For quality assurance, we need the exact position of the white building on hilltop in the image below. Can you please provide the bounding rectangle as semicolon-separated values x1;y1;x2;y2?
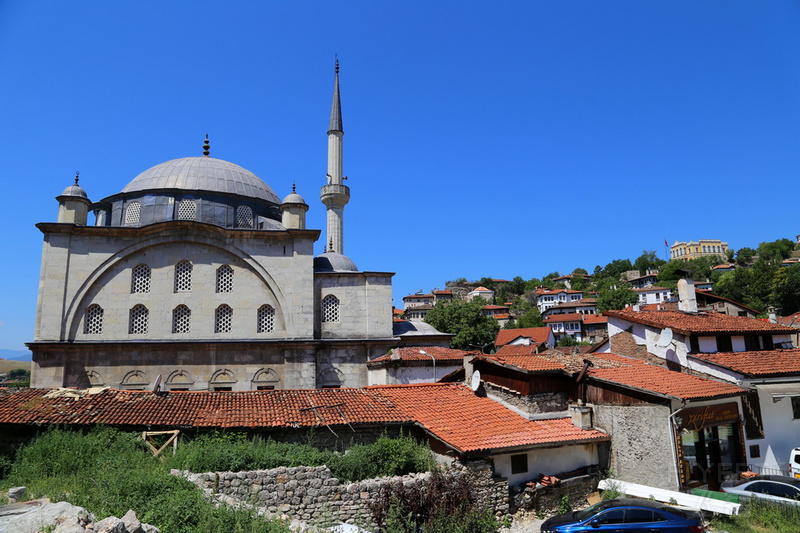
29;62;396;391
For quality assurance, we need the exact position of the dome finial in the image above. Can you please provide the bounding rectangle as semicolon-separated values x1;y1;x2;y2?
203;134;210;156
75;171;80;185
292;181;297;193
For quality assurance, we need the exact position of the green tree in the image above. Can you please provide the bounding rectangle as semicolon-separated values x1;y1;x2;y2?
477;277;495;290
736;247;756;266
595;277;638;312
598;259;633;281
633;250;666;275
573;267;589;275
507;276;526;296
772;264;800;315
424;299;499;351
757;238;795;261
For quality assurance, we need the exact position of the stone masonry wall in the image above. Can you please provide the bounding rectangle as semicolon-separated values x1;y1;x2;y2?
177;460;508;528
485;383;568;415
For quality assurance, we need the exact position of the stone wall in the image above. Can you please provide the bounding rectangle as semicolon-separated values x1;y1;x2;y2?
177;460;508;528
510;473;600;514
485;382;568;415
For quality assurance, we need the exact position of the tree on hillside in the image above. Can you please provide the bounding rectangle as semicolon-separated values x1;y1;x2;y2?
736;247;756;266
424;299;499;352
573;267;588;275
633;250;666;275
714;256;780;313
772;264;800;316
597;259;633;281
595;277;637;312
757;238;795;261
508;298;543;328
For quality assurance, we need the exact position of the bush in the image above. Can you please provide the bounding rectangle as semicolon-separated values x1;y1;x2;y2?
327;434;435;482
369;471;500;533
710;498;800;533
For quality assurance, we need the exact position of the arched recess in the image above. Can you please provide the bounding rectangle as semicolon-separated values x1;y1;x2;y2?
166;370;194;391
120;370;149;390
316;364;344;388
209;368;236;391
67;370;105;388
64;225;290;340
252;368;279;390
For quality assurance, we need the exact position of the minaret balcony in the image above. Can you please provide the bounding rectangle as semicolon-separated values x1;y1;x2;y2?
320;184;350;207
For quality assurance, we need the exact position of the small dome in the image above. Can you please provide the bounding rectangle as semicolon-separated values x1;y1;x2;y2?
282;191;306;205
122;156;280;203
60;183;88;199
314;252;358;272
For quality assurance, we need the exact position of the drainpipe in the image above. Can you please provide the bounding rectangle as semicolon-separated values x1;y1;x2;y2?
668;403;687;490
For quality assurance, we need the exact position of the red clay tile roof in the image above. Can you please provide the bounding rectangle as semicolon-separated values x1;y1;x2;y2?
689;349;800;377
368;346;472;364
694;290;760;315
588;353;746;400
403;294;434;300
495;327;552;347
0;387;409;428
482;305;510;310
0;384;608;455
547;299;597;310
475;352;565;373
583;314;608;325
372;383;608;453
605;309;797;335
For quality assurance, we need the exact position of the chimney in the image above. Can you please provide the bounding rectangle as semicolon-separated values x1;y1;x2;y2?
569;403;593;430
677;279;697;313
767;306;777;324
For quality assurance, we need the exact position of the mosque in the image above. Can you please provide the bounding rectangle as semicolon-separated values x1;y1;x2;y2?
28;63;398;391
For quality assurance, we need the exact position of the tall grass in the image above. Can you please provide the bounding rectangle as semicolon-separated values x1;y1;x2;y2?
709;499;800;533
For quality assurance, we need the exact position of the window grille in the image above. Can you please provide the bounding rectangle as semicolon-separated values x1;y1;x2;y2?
131;264;151;293
236;205;253;228
215;304;232;333
172;305;191;334
216;265;233;293
174;260;192;292
124;201;141;225
129;304;148;334
177;199;197;220
322;295;339;323
257;305;275;333
84;304;103;334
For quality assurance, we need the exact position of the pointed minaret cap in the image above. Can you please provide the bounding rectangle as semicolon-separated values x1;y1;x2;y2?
328;57;343;133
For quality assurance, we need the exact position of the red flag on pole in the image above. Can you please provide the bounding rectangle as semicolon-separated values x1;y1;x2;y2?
664;238;669;247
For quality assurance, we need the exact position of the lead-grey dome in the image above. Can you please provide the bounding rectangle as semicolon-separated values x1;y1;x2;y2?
60;183;88;199
314;252;358;272
121;156;280;203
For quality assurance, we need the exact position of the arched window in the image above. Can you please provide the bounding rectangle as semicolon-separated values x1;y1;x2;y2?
124;201;141;226
322;294;339;323
84;304;103;335
236;205;253;228
209;369;236;391
174;260;192;292
172;305;191;334
131;264;151;294
216;265;233;293
120;370;149;391
215;304;232;333
176;199;197;220
252;368;279;390
257;304;275;333
129;304;148;334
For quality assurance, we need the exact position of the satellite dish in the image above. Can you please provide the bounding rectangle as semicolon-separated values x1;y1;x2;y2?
470;370;481;392
152;374;162;393
656;328;674;348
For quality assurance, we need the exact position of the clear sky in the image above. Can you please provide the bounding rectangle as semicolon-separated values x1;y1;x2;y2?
2;1;800;352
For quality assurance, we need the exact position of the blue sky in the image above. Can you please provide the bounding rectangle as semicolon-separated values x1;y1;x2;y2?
2;1;800;352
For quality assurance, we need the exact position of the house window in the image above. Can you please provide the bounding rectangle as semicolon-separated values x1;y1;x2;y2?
174;260;192;292
216;265;233;293
762;336;774;350
177;199;197;220
131;264;151;294
750;445;761;458
510;453;528;474
689;336;700;353
322;295;340;323
744;335;760;352
716;335;733;352
124;201;141;225
129;304;148;334
172;305;191;334
792;397;800;420
215;304;232;333
84;304;103;335
257;305;275;333
236;205;253;228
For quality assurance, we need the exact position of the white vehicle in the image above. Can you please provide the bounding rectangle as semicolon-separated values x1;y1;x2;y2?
791;447;800;479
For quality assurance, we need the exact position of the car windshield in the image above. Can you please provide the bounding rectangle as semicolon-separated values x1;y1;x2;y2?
574;501;613;521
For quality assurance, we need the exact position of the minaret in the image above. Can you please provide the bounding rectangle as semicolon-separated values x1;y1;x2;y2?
320;58;350;254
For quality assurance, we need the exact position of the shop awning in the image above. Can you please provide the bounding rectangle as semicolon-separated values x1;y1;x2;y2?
757;382;800;400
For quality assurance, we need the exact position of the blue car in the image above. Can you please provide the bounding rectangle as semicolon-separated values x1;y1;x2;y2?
540;498;705;532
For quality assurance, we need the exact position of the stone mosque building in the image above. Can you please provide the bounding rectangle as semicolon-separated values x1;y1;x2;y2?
28;63;398;391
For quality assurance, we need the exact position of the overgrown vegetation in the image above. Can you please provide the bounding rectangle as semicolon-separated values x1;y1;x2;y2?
166;430;435;482
1;427;436;532
368;471;500;533
709;499;800;533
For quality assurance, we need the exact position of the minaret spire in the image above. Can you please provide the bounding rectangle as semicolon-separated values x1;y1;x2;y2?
321;56;350;255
